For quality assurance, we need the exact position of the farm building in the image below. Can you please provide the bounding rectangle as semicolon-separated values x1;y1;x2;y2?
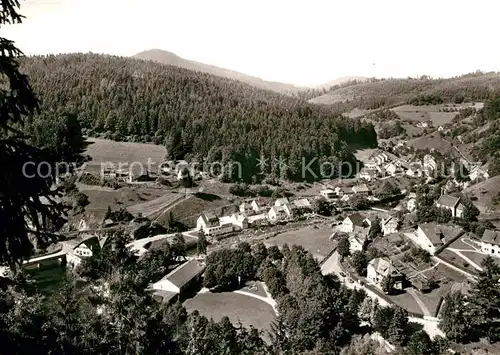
150;259;205;305
65;236;101;269
435;195;464;218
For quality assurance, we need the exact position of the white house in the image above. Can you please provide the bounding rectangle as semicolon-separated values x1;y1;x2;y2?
339;213;365;233
65;237;100;269
384;162;399;176
268;205;289;223
469;166;490;182
382;216;399;236
423;155;438;176
349;234;366;253
479;230;500;257
320;189;336;199
229;213;248;230
78;218;89;231
367;257;404;290
196;212;233;237
407;197;417;212
251;199;267;214
435;195;464;218
414;223;445;255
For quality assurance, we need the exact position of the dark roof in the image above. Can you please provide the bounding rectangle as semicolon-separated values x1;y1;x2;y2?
418;223;443;245
151;290;178;304
163;260;205;289
436;195;460;208
482;230;500;245
347;213;365;227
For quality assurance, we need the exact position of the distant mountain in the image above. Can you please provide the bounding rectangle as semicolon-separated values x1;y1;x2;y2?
133;49;305;94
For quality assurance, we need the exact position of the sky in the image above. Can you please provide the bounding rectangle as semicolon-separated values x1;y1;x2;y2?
1;0;499;86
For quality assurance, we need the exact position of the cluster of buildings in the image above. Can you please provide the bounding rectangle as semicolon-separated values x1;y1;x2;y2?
358;150;489;184
319;183;372;203
196;197;313;238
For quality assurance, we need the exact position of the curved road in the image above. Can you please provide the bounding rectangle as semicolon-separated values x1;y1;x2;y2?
321;251;444;339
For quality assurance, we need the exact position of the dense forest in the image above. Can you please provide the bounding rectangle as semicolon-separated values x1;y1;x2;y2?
310;73;500;109
18;54;377;182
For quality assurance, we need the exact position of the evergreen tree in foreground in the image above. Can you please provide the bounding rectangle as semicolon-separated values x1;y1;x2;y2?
0;0;66;265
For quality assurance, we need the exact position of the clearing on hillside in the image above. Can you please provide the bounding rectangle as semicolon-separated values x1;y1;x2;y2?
83;138;167;175
463;176;500;212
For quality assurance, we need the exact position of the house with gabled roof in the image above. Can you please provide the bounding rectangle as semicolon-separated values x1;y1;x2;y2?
196;212;233;237
274;197;290;207
435;195;464;218
339;213;366;233
367;257;404;290
293;198;312;212
479;230;500;257
251;199;267;214
149;259;205;305
414;223;445;255
65;236;101;269
268;205;290;223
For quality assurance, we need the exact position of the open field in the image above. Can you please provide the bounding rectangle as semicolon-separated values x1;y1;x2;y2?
264;225;337;260
158;192;234;228
460;251;500;268
79;185;167;226
463;176;500;212
83;138;166;175
127;191;184;218
407;134;454;155
184;292;276;334
27;265;67;296
391;103;483;126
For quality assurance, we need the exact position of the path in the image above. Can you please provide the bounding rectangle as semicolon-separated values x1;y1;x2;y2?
126;229;198;256
407;288;431;317
234;288;279;316
407;261;440;278
448;249;483;271
432;256;478;281
321;251;444;338
127;192;184;218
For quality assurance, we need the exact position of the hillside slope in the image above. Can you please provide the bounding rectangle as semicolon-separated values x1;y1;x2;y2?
133;49;304;94
19;53;377;182
309;73;500;108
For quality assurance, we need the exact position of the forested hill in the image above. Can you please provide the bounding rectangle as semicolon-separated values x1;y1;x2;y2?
133;49;305;94
19;53;377;182
310;73;500;108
